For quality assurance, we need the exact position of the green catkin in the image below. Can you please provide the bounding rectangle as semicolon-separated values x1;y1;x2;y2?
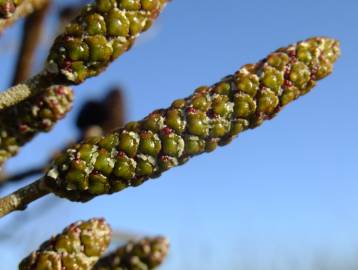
19;218;112;270
45;37;340;202
45;0;168;84
94;237;169;270
0;85;73;166
0;0;23;18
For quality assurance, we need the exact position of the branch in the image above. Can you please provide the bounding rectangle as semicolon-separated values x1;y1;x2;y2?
103;88;126;134
0;166;43;188
0;74;51;111
12;0;51;85
0;0;49;33
0;178;49;218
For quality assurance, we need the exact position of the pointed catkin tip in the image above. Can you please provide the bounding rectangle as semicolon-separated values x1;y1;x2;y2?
45;36;340;202
93;236;170;270
19;218;112;270
292;36;341;72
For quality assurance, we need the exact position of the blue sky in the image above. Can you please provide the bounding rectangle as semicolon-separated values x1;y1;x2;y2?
0;0;357;269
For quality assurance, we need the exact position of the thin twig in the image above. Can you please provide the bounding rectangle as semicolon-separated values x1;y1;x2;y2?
0;177;49;218
103;88;126;134
0;166;44;188
12;0;51;85
0;0;49;33
0;73;52;111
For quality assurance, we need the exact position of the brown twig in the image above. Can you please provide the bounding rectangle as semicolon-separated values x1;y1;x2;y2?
0;0;49;34
0;73;53;111
12;0;51;85
0;177;49;218
103;88;126;133
0;166;44;188
76;88;126;135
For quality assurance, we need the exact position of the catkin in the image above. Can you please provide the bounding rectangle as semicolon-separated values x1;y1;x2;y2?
46;0;168;84
0;85;73;166
94;236;169;270
45;37;340;202
19;218;112;270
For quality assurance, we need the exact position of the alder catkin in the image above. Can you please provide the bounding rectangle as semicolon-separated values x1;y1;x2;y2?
46;0;168;84
0;85;73;166
19;218;112;270
94;236;169;270
45;37;340;202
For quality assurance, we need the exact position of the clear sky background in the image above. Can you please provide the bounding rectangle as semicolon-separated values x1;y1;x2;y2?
0;0;357;269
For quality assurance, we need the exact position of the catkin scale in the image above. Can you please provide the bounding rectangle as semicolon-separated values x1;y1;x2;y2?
45;37;340;202
19;218;112;270
46;0;168;84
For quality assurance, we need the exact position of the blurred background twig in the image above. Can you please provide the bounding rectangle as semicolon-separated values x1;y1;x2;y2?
12;0;51;85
